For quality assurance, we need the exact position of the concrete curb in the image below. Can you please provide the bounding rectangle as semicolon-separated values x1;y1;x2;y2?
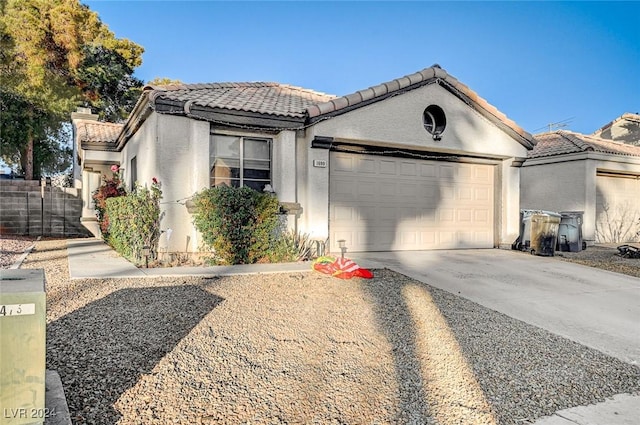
532;393;640;425
45;370;72;425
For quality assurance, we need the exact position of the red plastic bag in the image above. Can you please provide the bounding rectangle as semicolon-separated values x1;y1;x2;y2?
312;256;373;279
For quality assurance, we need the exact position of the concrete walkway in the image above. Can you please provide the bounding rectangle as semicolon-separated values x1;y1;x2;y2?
66;238;312;279
63;239;640;425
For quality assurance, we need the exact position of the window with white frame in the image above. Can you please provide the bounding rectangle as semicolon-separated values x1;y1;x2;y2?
209;134;271;191
130;156;137;189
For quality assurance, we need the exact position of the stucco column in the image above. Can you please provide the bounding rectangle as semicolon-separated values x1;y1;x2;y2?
273;131;296;202
303;146;330;239
583;161;598;244
501;159;521;248
80;170;101;236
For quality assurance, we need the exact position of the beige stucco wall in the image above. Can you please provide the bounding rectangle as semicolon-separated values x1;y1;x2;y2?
120;117;298;253
297;83;530;248
521;153;640;244
121;113;210;253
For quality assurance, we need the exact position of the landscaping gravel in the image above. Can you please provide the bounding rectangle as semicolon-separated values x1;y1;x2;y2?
14;239;640;424
0;235;36;268
555;244;640;278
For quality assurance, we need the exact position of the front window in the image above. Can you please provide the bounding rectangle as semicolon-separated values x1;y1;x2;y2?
130;156;137;189
210;134;271;191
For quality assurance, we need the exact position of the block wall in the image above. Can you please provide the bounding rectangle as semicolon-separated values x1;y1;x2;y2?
0;180;90;237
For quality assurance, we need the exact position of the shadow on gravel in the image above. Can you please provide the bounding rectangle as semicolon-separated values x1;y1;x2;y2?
46;285;223;424
427;284;640;424
362;275;434;423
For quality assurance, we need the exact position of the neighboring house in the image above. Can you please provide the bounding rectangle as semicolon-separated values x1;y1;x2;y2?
71;107;123;237
521;131;640;244
73;65;538;254
592;113;640;146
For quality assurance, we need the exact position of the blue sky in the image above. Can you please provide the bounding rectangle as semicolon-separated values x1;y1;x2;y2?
85;0;639;135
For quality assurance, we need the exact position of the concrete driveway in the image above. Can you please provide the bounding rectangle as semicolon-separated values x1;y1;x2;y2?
352;249;640;366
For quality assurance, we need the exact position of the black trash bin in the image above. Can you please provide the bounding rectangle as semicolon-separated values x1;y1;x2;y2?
557;211;585;252
516;210;561;256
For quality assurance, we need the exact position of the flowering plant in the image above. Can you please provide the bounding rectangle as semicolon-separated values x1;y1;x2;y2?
92;165;126;236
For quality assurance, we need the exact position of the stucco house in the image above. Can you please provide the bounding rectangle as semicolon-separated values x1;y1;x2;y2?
592;113;640;146
73;65;538;254
520;130;640;244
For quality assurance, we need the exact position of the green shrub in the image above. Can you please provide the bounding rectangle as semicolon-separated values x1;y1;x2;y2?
105;180;162;265
192;185;281;264
267;230;315;263
92;166;126;237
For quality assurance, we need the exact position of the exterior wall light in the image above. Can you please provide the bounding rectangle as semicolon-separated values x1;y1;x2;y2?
141;245;150;268
338;239;347;259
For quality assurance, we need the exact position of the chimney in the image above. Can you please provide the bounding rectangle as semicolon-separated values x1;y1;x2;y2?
71;107;98;121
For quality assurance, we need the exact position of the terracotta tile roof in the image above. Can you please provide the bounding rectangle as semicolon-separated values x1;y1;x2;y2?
145;82;336;118
530;130;640;158
306;65;536;149
75;120;123;144
120;65;535;149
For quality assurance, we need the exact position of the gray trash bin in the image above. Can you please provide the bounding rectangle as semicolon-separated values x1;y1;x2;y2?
515;210;561;256
557;211;585;252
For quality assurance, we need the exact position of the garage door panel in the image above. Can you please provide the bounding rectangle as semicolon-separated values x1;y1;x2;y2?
458;209;473;222
331;178;356;200
355;157;376;173
474;166;491;182
420;231;437;245
475;187;491;201
457;165;473;180
400;161;418;176
333;155;355;172
439;208;455;222
439;165;456;180
595;174;640;243
474;209;491;224
458;187;473;201
421;164;437;177
379;160;397;175
420;209;438;223
332;205;355;221
330;152;495;251
441;184;456;200
378;182;396;197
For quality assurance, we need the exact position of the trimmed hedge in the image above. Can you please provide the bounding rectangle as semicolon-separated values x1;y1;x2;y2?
192;185;281;264
105;182;162;265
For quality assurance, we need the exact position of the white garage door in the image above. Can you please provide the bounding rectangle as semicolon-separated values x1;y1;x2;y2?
595;173;640;243
329;152;495;252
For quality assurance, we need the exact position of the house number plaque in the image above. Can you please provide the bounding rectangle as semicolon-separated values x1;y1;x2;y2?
0;304;36;317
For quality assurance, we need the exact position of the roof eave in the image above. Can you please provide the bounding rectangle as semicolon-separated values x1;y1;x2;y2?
81;141;119;152
306;67;537;150
114;89;154;151
152;98;306;130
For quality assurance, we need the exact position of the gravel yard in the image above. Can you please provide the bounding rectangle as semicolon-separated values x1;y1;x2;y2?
9;238;640;424
0;235;36;268
555;244;640;278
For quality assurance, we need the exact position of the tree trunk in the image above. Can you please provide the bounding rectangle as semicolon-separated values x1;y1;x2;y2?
25;131;34;180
